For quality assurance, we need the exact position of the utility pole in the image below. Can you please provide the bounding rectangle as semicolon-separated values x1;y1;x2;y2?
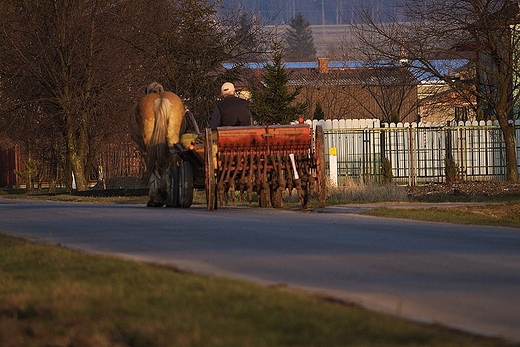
322;0;325;39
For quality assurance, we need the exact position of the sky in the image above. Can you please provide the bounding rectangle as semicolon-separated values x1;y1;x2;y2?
222;0;395;25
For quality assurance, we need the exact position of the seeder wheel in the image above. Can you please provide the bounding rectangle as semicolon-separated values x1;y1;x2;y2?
315;125;327;208
205;128;217;211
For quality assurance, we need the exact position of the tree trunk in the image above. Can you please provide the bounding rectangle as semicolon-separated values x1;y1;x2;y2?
68;151;89;191
503;124;518;182
66;128;89;191
497;106;518;181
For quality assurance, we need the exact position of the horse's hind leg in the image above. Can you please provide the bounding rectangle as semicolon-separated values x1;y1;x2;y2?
147;173;166;207
163;167;172;207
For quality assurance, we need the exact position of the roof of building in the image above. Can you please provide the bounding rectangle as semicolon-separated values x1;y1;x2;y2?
287;66;419;87
223;61;378;71
224;59;469;84
406;59;470;82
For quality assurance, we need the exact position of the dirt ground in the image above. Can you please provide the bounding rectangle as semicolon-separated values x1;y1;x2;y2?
91;177;146;190
406;181;520;200
93;177;520;202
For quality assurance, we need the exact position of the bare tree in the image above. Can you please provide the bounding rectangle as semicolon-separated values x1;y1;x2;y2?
344;65;419;123
351;0;520;181
0;0;267;190
0;0;139;191
128;0;271;127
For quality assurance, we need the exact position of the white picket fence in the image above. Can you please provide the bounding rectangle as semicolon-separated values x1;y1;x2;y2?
301;118;519;185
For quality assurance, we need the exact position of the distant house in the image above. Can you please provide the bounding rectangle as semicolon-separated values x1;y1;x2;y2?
286;57;419;123
413;60;477;124
229;57;477;124
417;81;477;124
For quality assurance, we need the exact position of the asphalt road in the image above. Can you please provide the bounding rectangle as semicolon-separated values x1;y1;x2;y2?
1;197;519;342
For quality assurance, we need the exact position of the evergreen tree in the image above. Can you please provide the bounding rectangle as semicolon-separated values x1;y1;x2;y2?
284;12;316;62
313;100;325;120
250;40;306;125
235;13;266;63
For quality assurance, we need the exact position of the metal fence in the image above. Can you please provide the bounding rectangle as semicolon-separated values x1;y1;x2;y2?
311;119;520;185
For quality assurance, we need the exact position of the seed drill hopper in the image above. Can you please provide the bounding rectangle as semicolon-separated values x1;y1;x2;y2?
172;123;327;211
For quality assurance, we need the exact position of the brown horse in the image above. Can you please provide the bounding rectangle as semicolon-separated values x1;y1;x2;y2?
130;82;186;207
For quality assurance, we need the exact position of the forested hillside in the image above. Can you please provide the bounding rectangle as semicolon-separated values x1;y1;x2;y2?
222;0;394;25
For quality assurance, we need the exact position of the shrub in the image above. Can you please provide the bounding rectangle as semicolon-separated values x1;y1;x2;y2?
326;177;408;203
381;157;393;184
444;157;460;183
313;100;325;120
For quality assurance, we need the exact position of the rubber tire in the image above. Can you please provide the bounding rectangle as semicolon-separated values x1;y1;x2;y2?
170;165;180;208
178;160;194;208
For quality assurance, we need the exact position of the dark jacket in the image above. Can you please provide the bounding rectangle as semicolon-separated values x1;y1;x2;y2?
210;96;252;129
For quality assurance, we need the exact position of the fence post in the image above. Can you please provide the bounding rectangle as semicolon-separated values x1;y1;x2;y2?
363;129;370;182
329;147;338;186
380;126;386;184
459;127;465;180
445;121;453;160
408;124;416;186
13;146;20;188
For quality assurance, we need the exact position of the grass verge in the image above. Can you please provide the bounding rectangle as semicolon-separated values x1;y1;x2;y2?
0;188;149;205
361;204;520;229
0;233;517;347
323;180;520;229
326;180;409;204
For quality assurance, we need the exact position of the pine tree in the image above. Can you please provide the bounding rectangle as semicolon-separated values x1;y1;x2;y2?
313;100;325;120
284;12;316;62
250;40;306;125
235;13;265;63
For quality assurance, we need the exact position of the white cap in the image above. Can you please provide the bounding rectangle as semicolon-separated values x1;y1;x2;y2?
221;82;235;96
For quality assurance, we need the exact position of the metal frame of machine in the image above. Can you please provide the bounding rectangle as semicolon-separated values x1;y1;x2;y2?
172;123;326;211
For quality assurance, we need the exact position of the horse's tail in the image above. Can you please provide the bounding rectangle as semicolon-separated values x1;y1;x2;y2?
144;97;172;182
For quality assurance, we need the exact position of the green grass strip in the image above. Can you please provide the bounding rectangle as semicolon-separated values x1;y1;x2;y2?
0;234;516;347
362;207;520;229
